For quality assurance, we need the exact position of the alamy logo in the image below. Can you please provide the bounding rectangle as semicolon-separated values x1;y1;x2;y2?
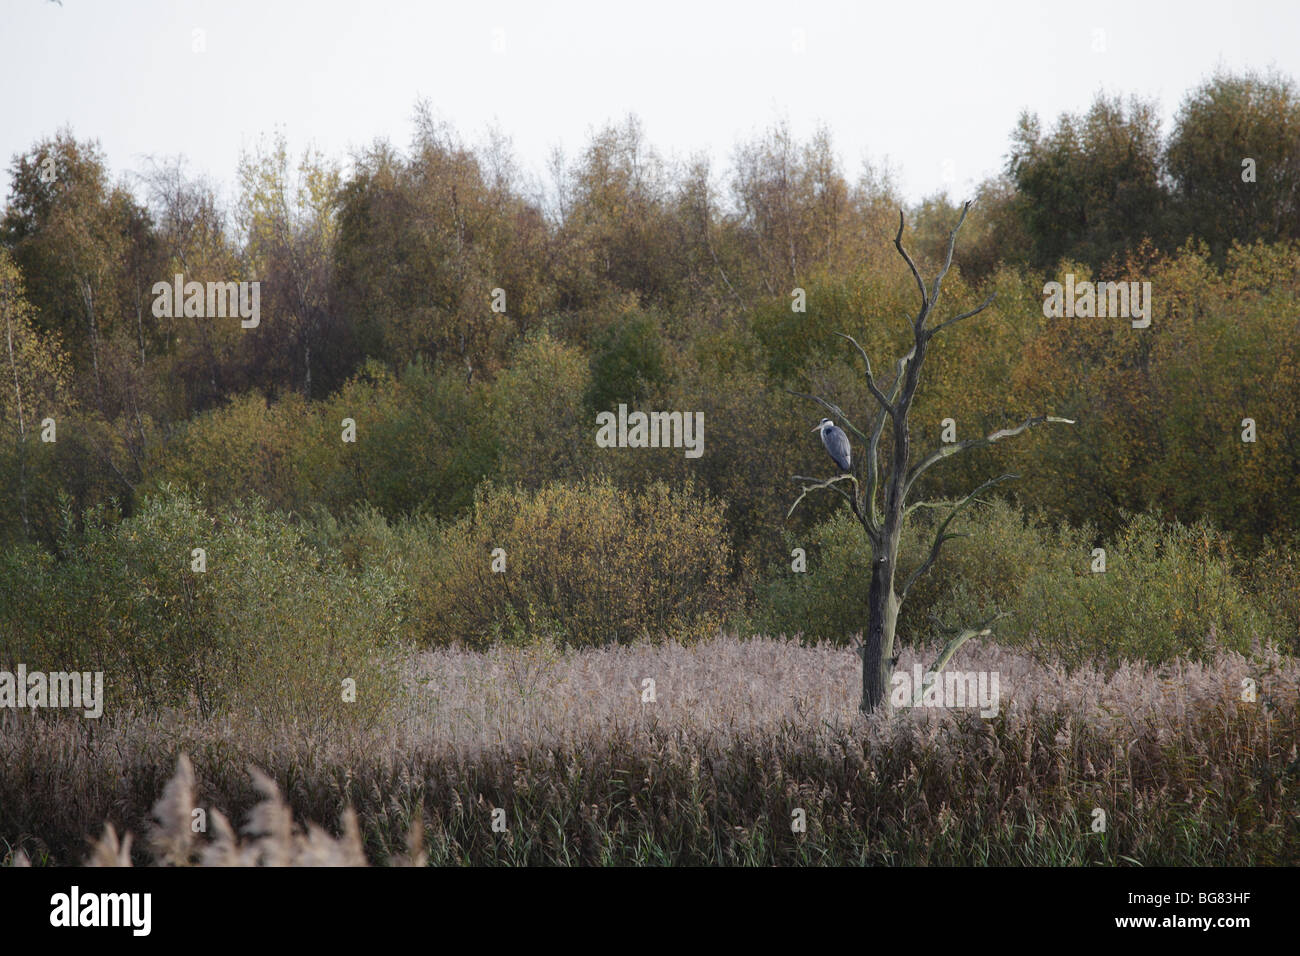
595;404;705;459
0;664;103;718
891;666;1000;717
151;274;260;328
1042;273;1151;328
50;886;151;936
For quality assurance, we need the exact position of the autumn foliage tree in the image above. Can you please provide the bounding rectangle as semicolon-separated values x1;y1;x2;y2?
0;250;73;542
1007;95;1167;271
1165;69;1300;260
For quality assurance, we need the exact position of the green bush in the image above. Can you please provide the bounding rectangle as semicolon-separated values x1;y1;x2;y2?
143;359;496;522
141;391;306;513
756;497;1278;667
303;358;497;519
0;487;405;728
490;331;593;490
752;510;871;643
1233;530;1300;656
410;478;735;648
968;507;1270;668
583;309;669;414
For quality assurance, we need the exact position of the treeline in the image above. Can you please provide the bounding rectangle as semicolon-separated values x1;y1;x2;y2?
2;70;1299;579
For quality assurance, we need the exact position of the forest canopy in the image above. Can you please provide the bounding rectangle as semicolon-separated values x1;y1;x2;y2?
2;71;1299;658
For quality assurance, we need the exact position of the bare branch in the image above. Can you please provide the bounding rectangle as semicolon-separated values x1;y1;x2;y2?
894;210;927;316
926;292;996;339
899;473;1019;601
910;612;1007;706
787;473;860;521
862;341;917;527
929;200;973;304
886;344;915;401
785;389;869;445
862;419;887;530
905;414;1075;502
833;332;893;414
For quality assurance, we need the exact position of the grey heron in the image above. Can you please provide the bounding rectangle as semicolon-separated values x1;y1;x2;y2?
813;418;852;473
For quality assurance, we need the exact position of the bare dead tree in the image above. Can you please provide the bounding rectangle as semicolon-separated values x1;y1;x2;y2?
788;201;1074;714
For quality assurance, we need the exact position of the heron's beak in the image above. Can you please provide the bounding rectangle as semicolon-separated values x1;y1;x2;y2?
810;424;821;432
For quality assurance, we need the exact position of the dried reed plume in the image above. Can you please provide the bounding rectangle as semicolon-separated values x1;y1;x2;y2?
87;754;420;867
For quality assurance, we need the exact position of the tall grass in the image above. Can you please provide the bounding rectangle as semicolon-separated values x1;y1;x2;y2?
3;635;1296;865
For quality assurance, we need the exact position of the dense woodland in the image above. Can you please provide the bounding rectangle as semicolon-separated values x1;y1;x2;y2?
4;66;1300;868
2;69;1299;717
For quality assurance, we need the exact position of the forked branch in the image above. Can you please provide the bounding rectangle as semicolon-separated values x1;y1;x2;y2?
910;612;1007;706
788;473;864;527
905;414;1075;502
899;473;1019;601
895;210;928;320
926;292;996;339
833;332;893;414
929;201;973;304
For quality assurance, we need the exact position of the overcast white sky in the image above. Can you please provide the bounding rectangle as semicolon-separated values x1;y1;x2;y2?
4;0;1299;208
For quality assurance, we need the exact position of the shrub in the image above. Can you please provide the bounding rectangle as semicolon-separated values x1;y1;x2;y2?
753;510;871;643
302;359;497;519
142;390;307;513
979;509;1270;668
583;309;669;414
412;478;734;648
756;497;1278;667
143;359;497;522
489;331;593;490
1237;530;1300;655
0;487;405;728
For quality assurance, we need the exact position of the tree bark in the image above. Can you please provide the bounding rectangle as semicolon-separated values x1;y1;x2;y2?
862;550;899;713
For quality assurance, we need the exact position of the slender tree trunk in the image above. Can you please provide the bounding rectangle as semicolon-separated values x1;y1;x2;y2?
80;277;105;415
303;324;312;400
4;301;30;539
861;333;924;712
135;297;147;368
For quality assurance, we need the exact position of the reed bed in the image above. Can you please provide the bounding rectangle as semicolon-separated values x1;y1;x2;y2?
2;636;1296;865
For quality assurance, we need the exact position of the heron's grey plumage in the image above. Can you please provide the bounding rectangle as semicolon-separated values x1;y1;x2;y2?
814;418;852;473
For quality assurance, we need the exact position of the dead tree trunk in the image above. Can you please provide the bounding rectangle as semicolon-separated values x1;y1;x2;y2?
789;201;1074;714
862;539;899;712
